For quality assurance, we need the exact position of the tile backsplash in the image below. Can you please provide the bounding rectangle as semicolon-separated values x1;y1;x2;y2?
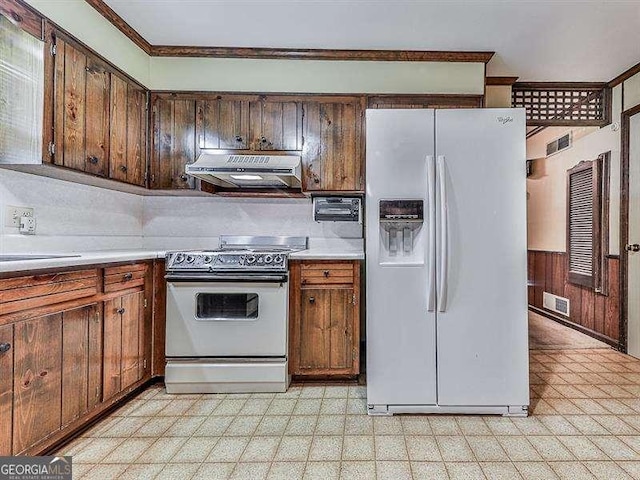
0;170;363;253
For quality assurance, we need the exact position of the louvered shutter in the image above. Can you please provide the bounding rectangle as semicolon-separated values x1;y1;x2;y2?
567;160;600;288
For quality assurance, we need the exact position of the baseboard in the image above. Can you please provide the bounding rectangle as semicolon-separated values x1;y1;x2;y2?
529;305;620;349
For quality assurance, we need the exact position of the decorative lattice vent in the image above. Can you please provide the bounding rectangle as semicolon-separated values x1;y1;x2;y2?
512;83;610;126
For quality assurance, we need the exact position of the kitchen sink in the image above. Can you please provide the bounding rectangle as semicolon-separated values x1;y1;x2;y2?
0;254;81;262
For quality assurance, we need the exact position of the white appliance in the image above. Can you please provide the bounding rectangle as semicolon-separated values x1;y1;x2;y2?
186;151;302;188
164;236;307;393
366;108;529;416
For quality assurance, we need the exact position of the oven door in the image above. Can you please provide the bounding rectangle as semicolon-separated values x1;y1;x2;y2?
166;279;288;358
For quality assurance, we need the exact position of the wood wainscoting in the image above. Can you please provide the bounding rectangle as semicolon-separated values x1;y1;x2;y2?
528;250;621;347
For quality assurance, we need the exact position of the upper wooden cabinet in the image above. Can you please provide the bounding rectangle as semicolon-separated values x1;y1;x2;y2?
301;97;365;192
150;95;197;190
197;95;251;150
47;30;147;187
249;97;303;151
108;75;147;186
195;94;303;152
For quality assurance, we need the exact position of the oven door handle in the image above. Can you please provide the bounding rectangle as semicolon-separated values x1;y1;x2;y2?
164;274;288;283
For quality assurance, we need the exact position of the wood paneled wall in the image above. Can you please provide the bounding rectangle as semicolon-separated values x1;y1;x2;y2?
528;250;620;346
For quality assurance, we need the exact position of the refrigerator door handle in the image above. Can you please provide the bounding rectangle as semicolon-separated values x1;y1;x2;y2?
427;154;436;312
437;155;448;312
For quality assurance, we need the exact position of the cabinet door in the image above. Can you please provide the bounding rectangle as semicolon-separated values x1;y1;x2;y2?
250;99;302;151
121;291;143;390
197;97;250;150
109;75;146;186
151;97;197;189
13;313;62;454
329;288;355;370
88;303;103;409
0;324;13;456
84;58;110;177
61;305;94;426
103;297;122;401
302;98;363;191
53;38;110;177
299;289;331;370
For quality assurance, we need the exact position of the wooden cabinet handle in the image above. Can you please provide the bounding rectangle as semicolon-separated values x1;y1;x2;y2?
87;156;99;165
119;165;128;173
123;272;133;281
309;297;315;304
0;343;10;354
323;270;330;277
116;308;125;315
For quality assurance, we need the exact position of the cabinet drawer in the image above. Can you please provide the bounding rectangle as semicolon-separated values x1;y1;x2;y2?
104;264;146;293
301;263;354;285
0;270;98;316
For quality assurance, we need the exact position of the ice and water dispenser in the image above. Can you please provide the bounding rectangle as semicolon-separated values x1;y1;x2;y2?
378;200;425;264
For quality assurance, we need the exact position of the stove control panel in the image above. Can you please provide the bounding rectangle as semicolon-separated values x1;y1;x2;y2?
166;251;288;272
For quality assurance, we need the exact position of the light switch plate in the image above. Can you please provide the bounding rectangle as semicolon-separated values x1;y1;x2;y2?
5;206;34;227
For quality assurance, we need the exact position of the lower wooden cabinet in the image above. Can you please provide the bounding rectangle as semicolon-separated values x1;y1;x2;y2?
104;291;146;401
289;261;360;377
0;324;14;456
0;260;153;455
61;304;101;427
13;312;63;454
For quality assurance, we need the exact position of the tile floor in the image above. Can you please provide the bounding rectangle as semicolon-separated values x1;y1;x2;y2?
60;323;640;479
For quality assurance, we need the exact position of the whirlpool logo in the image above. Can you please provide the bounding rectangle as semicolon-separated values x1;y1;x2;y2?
497;116;514;125
0;456;72;480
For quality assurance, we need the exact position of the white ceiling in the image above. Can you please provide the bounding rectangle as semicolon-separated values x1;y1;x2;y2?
103;0;640;82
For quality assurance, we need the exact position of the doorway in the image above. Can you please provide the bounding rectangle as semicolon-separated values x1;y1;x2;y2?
526;125;621;350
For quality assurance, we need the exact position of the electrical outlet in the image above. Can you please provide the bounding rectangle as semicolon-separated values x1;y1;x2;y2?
5;206;34;228
19;216;36;235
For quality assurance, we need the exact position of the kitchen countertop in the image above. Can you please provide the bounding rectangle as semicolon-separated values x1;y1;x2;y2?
0;246;364;273
0;250;165;274
289;247;364;260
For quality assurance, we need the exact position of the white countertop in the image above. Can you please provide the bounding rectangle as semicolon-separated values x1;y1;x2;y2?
290;247;364;260
0;245;364;273
0;250;165;274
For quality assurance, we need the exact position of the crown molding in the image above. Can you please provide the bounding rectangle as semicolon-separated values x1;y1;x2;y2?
83;0;494;63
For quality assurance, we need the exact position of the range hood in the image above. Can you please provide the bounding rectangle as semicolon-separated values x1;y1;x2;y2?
186;151;302;189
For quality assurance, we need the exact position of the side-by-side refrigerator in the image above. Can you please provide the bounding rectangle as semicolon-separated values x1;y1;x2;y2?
366;108;529;416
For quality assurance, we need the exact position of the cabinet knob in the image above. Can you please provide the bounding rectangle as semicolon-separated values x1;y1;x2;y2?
260;136;267;144
309;297;315;304
180;174;188;181
0;343;10;354
235;135;243;143
117;308;125;315
123;272;133;281
323;270;330;277
119;165;128;173
87;155;99;165
314;176;320;184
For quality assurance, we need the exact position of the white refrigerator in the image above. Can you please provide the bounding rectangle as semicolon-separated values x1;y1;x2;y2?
365;108;529;416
